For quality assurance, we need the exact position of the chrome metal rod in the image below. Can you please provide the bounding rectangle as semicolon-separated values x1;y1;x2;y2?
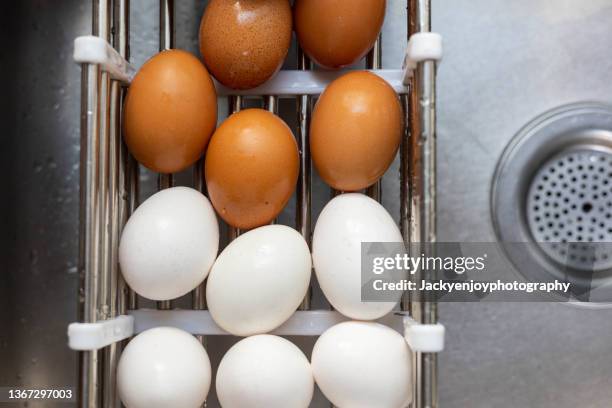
102;77;122;408
105;1;131;406
365;35;383;201
191;155;206;321
296;48;312;310
79;62;102;408
156;0;176;312
115;0;137;314
80;1;111;406
407;0;438;407
227;96;243;241
159;0;175;50
98;70;111;323
399;92;411;312
191;157;207;317
265;95;278;114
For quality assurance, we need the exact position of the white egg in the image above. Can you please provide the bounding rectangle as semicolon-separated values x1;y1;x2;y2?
312;193;404;320
206;225;311;336
119;187;219;300
312;321;412;408
216;335;314;408
117;327;211;408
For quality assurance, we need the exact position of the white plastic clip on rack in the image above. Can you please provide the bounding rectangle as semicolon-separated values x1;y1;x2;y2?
70;1;444;407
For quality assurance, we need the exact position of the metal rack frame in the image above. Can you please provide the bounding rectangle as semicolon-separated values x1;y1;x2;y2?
76;0;440;407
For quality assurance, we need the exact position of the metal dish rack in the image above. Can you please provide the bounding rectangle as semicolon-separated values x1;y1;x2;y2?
71;0;443;406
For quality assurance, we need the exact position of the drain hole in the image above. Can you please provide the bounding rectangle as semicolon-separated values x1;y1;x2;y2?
526;147;612;271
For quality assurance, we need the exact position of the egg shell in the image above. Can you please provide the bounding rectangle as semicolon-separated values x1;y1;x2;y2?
312;193;403;320
311;321;412;408
205;109;299;229
310;70;402;191
294;0;386;69
206;225;311;336
216;335;314;408
199;0;292;90
123;49;217;173
117;327;211;408
118;187;219;301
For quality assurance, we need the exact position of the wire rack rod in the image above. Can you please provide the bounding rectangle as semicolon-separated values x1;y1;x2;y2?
407;0;439;407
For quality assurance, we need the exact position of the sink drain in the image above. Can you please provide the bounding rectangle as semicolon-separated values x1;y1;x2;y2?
491;102;612;303
527;148;612;271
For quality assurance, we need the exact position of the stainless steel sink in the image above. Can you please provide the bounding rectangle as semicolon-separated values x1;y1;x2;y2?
2;0;612;407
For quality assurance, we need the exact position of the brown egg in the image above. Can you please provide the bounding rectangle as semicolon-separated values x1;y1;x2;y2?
199;0;292;90
310;71;402;191
205;109;299;229
123;49;217;174
294;0;386;69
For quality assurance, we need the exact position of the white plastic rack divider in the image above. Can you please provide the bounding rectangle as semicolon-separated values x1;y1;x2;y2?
68;311;444;353
73;36;135;83
68;32;445;351
73;33;443;94
403;316;445;353
68;315;134;351
402;32;443;82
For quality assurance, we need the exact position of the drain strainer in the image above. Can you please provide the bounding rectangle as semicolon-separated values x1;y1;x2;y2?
526;148;612;271
492;102;612;303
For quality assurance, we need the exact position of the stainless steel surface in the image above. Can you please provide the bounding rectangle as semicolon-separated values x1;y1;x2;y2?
435;0;612;407
3;1;612;408
1;1;88;406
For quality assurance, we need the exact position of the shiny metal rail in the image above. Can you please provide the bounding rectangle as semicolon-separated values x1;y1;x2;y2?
365;35;383;201
79;0;437;406
406;0;439;407
296;46;313;310
79;0;110;405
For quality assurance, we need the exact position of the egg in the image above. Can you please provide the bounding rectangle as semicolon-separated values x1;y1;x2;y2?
118;187;219;301
117;327;211;408
216;335;314;408
199;0;292;89
312;321;412;408
206;225;311;336
205;109;299;229
312;193;404;320
310;70;402;191
294;0;386;69
123;49;217;173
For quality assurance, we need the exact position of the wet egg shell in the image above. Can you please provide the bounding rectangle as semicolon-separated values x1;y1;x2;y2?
118;187;219;301
312;321;412;408
123;49;217;173
312;193;404;320
216;335;314;408
117;327;211;408
310;71;402;191
205;109;299;229
206;225;311;336
199;0;292;90
294;0;386;69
